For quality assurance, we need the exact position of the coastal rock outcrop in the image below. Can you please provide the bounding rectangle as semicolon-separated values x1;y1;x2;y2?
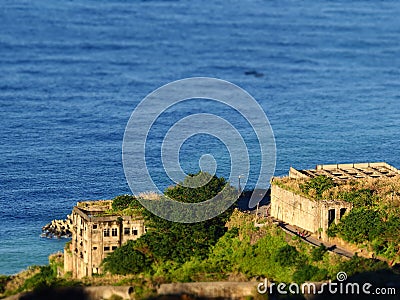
41;215;73;239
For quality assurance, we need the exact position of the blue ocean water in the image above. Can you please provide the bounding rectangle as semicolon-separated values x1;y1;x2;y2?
1;0;400;275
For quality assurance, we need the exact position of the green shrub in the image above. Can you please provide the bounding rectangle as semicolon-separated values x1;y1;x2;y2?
339;255;388;277
20;266;55;291
226;227;239;238
0;275;10;294
300;175;335;199
338;208;382;244
103;241;151;275
311;244;327;262
293;265;328;283
274;245;299;267
131;172;236;265
333;207;400;261
338;189;375;207
327;223;339;238
112;195;141;211
19;265;81;292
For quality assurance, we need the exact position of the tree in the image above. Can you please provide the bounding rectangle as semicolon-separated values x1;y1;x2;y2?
338;208;382;244
164;172;228;203
311;244;327;261
103;172;238;274
112;195;141;211
293;264;327;283
102;241;150;275
274;245;299;267
139;172;237;263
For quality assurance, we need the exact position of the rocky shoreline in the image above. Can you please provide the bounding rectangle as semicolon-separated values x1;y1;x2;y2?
41;215;73;239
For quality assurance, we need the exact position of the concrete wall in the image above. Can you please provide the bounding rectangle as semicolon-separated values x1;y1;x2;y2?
289;167;309;179
63;247;73;275
271;184;320;233
270;184;352;241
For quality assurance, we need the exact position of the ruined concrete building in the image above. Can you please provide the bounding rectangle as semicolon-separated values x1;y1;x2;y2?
270;162;400;241
64;200;146;278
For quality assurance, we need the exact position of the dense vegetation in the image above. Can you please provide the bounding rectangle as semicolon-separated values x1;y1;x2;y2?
0;254;83;298
99;209;394;292
4;209;396;299
105;174;400;283
111;194;143;211
299;175;335;199
274;175;400;263
140;172;238;223
4;173;400;299
103;172;237;275
328;207;400;261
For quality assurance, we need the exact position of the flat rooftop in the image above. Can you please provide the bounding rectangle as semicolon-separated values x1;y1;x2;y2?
289;162;400;181
76;200;113;212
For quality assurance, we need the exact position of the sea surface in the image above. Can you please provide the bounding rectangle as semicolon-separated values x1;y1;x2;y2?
1;0;400;275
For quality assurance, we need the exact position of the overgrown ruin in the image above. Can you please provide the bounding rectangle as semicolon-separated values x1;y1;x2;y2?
64;200;146;278
270;162;400;241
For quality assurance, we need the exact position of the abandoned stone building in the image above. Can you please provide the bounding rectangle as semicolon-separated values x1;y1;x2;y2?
64;200;146;278
270;162;400;241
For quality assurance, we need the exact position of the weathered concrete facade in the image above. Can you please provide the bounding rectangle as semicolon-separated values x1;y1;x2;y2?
270;184;352;241
64;200;146;278
271;162;400;241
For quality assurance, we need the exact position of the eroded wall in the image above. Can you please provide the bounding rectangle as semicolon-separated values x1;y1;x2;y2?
270;183;352;241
